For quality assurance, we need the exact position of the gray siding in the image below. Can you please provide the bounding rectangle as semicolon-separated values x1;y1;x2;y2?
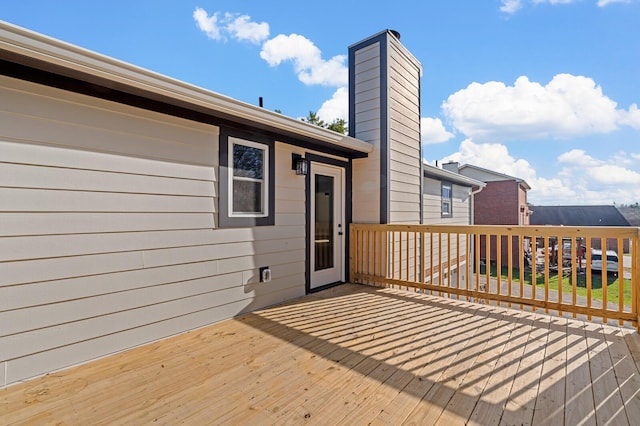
422;179;472;286
0;77;306;387
423;178;472;225
352;42;382;223
388;38;421;224
350;32;422;225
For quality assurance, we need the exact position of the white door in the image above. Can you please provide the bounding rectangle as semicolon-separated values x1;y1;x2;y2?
310;163;345;289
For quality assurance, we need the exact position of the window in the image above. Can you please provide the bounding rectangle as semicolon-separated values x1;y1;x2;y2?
229;138;267;216
441;182;452;217
219;129;274;227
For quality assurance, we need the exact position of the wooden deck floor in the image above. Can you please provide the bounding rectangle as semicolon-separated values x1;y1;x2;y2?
2;283;640;425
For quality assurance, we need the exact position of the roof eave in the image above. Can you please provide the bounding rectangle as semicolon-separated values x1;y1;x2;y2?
0;21;372;155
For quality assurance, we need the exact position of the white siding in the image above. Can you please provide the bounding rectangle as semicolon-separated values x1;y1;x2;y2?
352;42;381;223
0;77;308;387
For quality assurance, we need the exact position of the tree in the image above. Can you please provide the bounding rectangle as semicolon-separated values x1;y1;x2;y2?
327;118;347;135
302;111;348;135
302;111;326;128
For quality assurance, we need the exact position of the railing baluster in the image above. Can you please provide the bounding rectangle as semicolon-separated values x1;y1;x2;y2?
571;238;586;318
618;237;624;325
602;237;608;324
586;236;592;321
544;236;549;314
507;234;513;308
420;231;425;285
405;231;409;284
412;231;420;282
496;234;502;303
447;232;452;295
531;235;537;312
438;231;443;297
558;235;563;318
430;231;434;295
485;233;491;304
456;232;461;300
475;233;480;301
519;234;524;310
465;231;471;301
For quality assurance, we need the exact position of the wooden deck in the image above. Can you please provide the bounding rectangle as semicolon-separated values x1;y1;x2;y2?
2;283;640;425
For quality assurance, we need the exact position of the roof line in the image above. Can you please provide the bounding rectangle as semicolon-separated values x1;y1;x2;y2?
0;21;372;155
423;161;486;187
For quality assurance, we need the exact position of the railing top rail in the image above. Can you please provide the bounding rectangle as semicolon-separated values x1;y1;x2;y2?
350;223;640;239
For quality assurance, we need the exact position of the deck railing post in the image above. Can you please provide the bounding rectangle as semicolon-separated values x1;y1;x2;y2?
349;224;355;284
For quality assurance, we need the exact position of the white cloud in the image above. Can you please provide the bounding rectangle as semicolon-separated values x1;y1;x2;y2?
597;0;631;6
421;117;454;144
557;149;602;167
500;0;523;14
439;139;640;204
224;13;270;44
532;0;578;4
441;74;640;142
558;150;640;185
194;8;344;87
442;139;537;183
260;34;347;86
193;7;222;40
502;0;632;13
193;8;269;44
317;87;348;123
618;104;640;130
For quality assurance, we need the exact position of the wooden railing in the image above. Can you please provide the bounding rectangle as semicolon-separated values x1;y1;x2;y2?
349;224;640;328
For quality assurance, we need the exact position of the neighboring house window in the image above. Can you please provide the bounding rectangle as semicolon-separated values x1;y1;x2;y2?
219;128;274;227
441;182;452;217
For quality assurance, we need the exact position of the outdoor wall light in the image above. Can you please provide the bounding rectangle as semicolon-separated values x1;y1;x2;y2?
292;153;308;176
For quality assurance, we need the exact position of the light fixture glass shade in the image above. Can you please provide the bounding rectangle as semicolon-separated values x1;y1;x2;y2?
295;157;308;175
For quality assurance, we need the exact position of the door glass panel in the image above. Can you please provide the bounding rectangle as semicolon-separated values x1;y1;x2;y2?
315;174;334;271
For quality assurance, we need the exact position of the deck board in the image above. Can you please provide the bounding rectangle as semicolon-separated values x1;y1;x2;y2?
2;283;640;425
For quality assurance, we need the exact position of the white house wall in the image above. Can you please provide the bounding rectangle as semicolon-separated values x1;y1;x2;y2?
0;76;308;387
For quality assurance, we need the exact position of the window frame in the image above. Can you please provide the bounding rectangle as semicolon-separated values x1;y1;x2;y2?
219;128;275;228
441;181;453;218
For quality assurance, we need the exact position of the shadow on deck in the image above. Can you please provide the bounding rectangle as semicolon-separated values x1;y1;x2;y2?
2;283;640;424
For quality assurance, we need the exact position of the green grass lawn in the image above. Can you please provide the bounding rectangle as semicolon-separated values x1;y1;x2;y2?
479;264;633;306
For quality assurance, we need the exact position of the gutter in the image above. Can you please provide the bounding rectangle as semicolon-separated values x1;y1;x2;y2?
0;21;373;155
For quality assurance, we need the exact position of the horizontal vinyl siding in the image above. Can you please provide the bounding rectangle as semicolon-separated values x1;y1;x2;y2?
388;38;421;225
1;76;218;166
352;41;382;223
423;180;472;225
0;79;307;386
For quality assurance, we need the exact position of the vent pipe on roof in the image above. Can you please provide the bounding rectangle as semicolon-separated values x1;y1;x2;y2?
389;29;401;40
259;97;263;108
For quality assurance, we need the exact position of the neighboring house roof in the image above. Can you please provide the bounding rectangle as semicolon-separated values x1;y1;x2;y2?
0;21;372;158
530;205;631;226
458;164;531;190
618;206;640;226
423;162;486;188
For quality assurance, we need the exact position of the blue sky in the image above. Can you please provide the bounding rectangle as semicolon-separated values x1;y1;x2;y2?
3;0;639;205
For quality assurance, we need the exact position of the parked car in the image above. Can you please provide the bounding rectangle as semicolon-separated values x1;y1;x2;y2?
590;249;619;275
